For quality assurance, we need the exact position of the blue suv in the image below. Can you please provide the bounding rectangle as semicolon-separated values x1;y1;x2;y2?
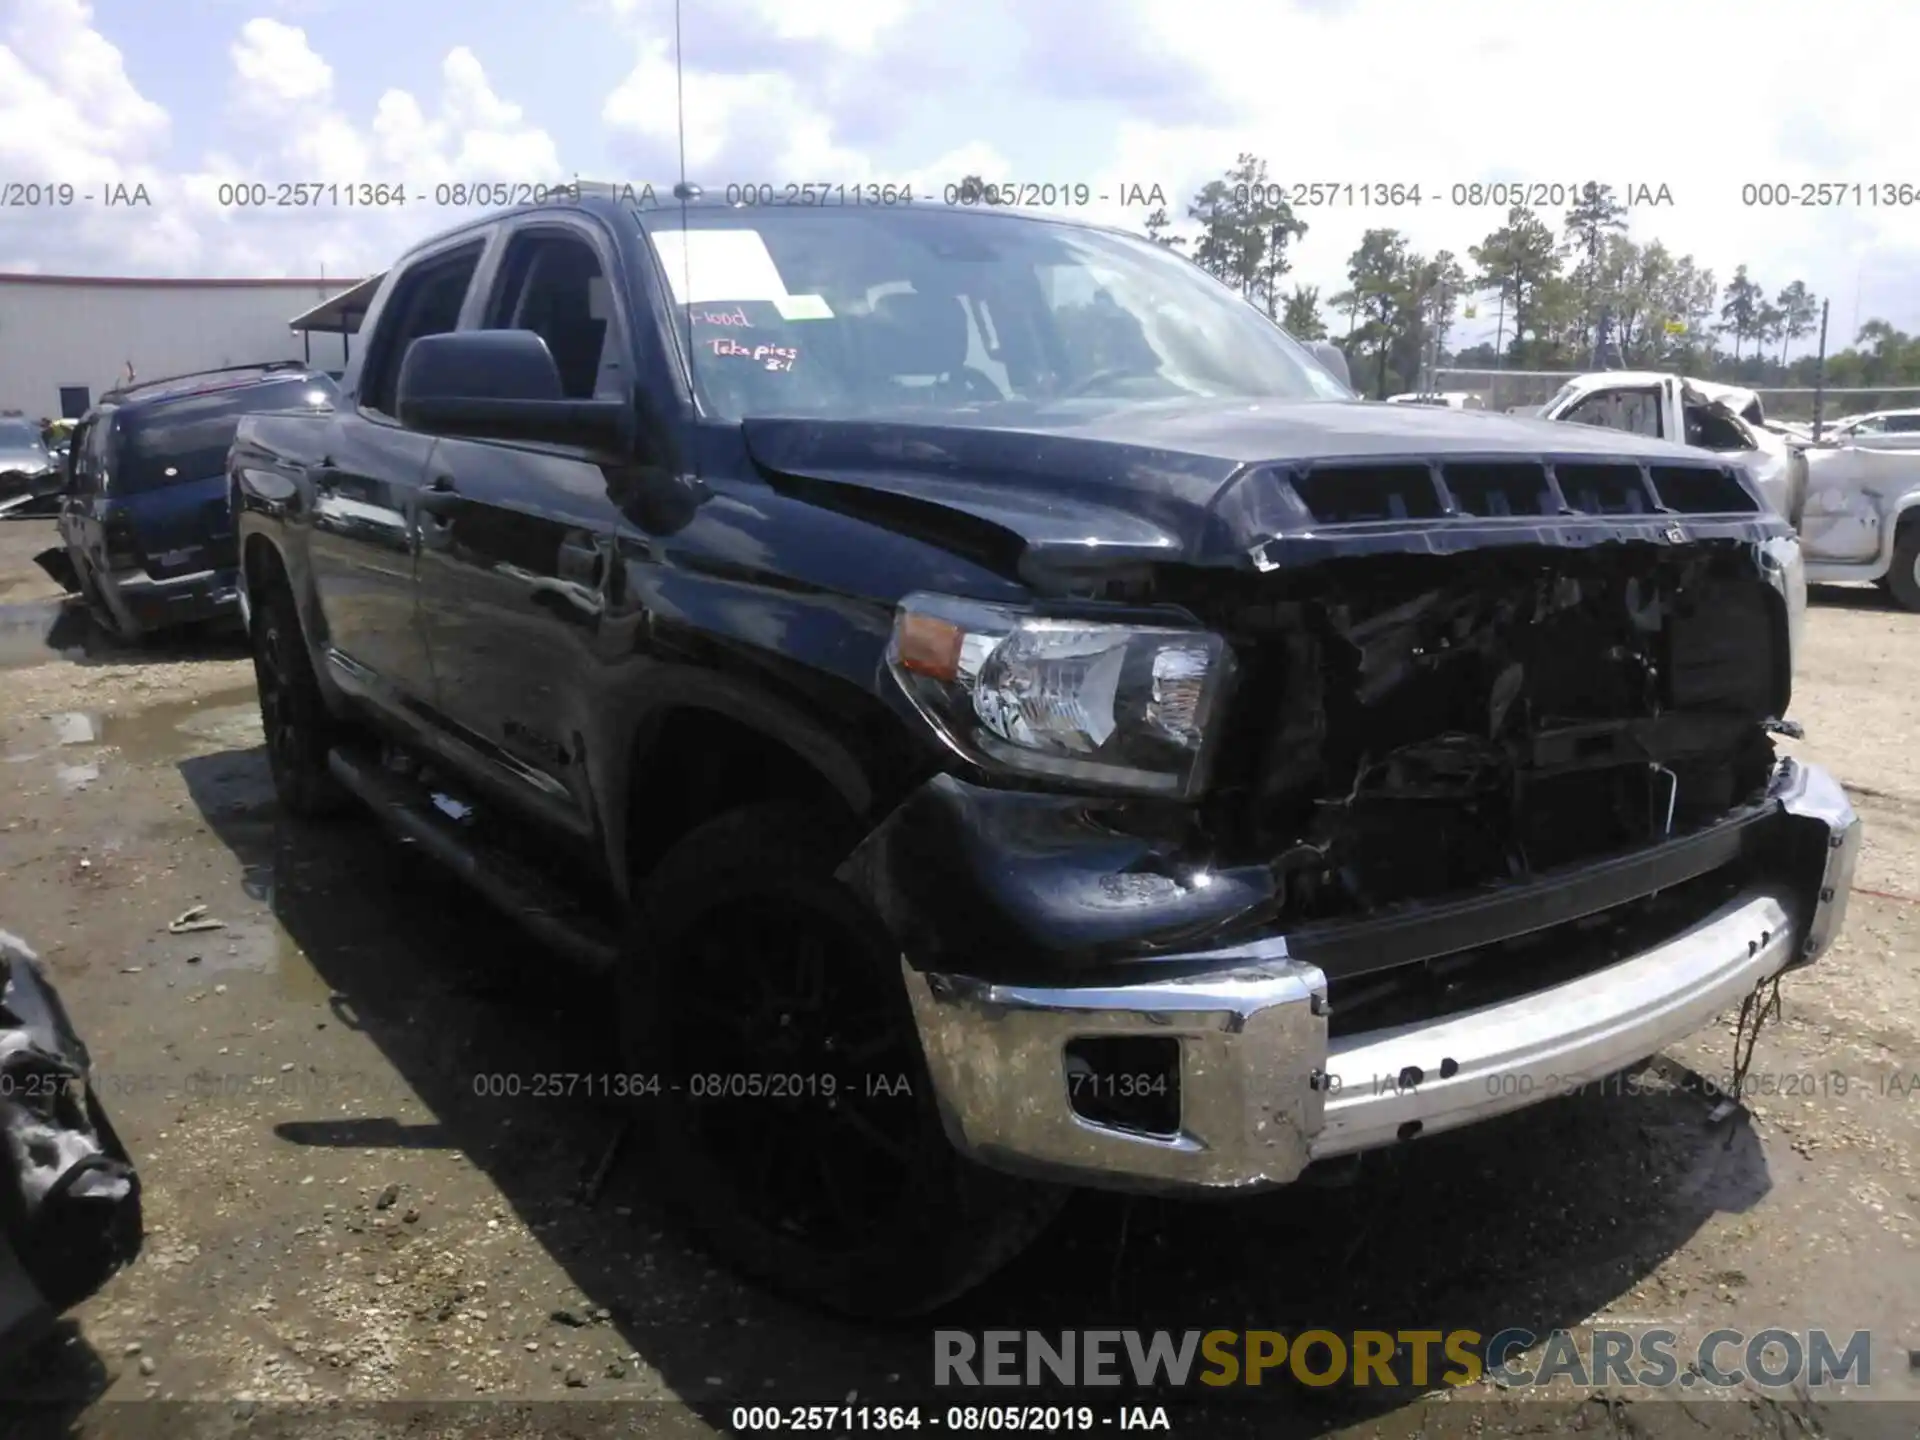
38;363;337;640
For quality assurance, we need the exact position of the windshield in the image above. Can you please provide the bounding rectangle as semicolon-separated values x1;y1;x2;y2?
1543;381;1584;415
0;418;45;452
639;206;1353;422
111;377;335;494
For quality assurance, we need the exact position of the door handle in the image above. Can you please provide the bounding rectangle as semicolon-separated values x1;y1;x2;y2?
557;536;607;586
417;478;460;517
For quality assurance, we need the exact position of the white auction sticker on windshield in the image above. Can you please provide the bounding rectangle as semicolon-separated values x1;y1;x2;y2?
774;293;834;320
651;228;793;307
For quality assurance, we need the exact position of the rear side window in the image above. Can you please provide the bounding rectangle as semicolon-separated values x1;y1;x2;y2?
1564;388;1663;439
110;379;334;495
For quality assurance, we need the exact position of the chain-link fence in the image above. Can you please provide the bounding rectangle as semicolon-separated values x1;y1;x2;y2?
1432;368;1920;426
1430;369;1578;413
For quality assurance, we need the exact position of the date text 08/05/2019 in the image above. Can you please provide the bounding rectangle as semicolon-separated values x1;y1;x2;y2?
729;1406;1172;1432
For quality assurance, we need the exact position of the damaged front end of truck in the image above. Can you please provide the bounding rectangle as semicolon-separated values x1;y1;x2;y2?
841;450;1860;1195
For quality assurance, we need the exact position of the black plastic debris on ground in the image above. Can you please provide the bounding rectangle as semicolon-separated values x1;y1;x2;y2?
0;929;143;1370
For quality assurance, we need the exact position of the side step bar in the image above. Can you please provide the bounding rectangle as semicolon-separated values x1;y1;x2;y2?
325;747;620;973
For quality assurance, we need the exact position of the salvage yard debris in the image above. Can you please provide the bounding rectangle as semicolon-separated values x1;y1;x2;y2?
165;904;225;935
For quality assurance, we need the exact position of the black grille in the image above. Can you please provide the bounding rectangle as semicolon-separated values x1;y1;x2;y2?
1649;465;1758;514
1285;456;1758;524
1293;465;1442;523
1553;463;1653;514
1440;462;1556;517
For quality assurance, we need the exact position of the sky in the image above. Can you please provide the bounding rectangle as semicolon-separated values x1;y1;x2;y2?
3;0;1918;355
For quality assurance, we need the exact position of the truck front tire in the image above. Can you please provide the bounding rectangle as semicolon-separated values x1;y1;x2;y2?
620;800;1065;1317
249;573;348;817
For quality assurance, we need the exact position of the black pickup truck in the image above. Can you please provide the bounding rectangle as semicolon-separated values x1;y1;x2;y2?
230;190;1861;1317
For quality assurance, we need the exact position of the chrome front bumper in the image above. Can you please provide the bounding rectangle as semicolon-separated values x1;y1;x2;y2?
902;759;1861;1195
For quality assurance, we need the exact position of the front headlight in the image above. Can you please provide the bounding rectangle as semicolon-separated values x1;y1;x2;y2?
885;592;1237;798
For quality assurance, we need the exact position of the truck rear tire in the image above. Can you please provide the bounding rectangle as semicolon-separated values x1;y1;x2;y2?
620;800;1066;1317
1887;516;1920;612
249;574;349;818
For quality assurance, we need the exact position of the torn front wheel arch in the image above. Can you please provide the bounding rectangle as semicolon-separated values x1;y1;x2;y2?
31;547;78;595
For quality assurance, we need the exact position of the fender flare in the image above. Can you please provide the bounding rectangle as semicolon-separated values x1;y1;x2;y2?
1873;488;1920;572
603;669;884;891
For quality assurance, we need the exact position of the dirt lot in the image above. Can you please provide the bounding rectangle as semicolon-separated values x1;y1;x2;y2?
0;516;1916;1439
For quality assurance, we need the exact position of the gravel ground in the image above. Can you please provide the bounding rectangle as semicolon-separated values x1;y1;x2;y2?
0;518;1915;1439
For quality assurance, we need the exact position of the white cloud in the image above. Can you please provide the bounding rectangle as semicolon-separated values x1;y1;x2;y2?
1;3;562;277
1106;0;1920;345
230;16;332;111
0;0;1916;349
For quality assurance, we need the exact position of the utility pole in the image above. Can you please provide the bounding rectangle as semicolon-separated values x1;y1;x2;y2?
1812;298;1830;441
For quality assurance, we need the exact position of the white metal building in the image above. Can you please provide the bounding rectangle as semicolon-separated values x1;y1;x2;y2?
0;273;368;419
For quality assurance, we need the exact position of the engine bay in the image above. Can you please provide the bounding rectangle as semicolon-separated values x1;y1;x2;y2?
1204;543;1789;919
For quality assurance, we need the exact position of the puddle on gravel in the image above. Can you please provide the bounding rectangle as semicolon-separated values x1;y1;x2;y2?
91;686;264;765
0;598;84;670
56;761;99;792
3;688;261;768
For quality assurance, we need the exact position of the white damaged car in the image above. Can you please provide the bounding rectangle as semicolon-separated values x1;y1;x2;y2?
1797;442;1920;608
1538;372;1803;521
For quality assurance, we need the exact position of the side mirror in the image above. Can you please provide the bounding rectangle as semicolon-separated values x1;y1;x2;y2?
1308;341;1351;391
396;330;634;455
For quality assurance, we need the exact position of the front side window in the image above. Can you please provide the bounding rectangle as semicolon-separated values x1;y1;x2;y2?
486;232;624;400
639;206;1354;423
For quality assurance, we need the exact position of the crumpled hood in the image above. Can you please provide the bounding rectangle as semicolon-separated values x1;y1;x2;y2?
0;446;50;476
741;398;1756;571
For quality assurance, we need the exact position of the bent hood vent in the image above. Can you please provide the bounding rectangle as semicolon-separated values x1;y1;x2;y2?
1286;458;1761;527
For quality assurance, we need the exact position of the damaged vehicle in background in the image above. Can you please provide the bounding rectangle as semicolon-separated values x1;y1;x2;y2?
228;193;1861;1317
1818;408;1920;449
0;412;61;520
32;364;337;641
1538;372;1805;523
1795;432;1920;609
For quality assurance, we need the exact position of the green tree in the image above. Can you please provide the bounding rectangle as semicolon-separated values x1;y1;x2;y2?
1605;236;1664;365
1754;301;1786;373
1563;184;1630;361
1468;206;1562;365
1185;157;1306;317
1718;264;1764;360
1344;228;1411;398
1187;179;1237;284
1775;280;1818;363
1282;284;1326;340
1424;249;1468;362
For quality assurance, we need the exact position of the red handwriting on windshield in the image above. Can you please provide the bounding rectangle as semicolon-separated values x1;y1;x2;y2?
707;337;797;372
691;305;754;327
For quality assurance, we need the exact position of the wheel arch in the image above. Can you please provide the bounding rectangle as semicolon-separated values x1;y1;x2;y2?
606;676;912;896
